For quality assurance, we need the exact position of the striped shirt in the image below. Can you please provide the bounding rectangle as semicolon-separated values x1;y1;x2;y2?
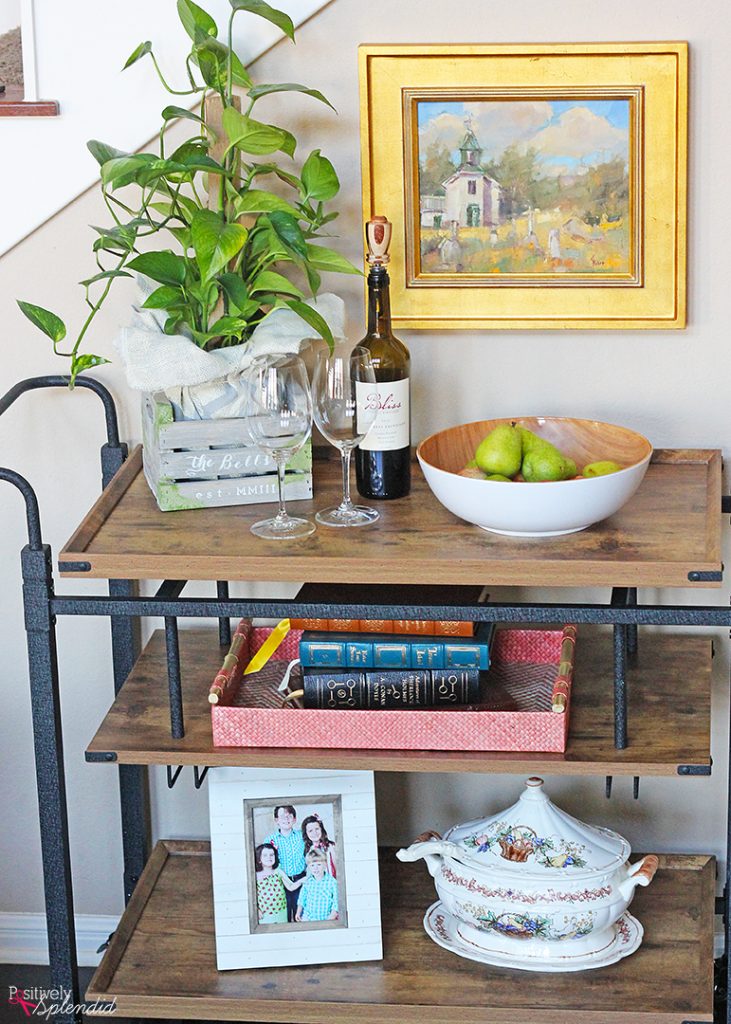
263;829;306;877
297;872;339;921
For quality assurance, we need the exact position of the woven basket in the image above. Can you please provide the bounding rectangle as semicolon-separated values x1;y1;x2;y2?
210;624;576;753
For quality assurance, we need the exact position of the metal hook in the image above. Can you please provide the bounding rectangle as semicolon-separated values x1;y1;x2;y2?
194;766;209;789
633;776;640;800
605;776;613;798
166;765;183;789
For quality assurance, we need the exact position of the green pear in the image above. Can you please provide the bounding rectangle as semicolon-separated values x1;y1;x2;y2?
583;460;623;477
519;427;576;481
523;449;575;482
474;424;522;478
485;474;512;482
519;427;553;455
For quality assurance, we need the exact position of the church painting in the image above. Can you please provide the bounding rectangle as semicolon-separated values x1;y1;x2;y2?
417;99;632;277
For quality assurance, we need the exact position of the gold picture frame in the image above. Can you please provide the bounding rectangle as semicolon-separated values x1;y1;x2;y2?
359;43;688;330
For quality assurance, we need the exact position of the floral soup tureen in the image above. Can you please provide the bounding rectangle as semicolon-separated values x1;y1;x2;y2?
397;777;658;972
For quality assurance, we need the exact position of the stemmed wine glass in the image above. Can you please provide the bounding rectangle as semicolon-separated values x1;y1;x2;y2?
245;354;315;540
312;344;379;527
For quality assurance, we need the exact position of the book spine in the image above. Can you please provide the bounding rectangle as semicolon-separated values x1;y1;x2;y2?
290;618;473;635
299;624;492;671
301;668;480;709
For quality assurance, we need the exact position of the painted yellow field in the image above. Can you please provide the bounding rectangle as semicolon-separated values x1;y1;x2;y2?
421;211;630;276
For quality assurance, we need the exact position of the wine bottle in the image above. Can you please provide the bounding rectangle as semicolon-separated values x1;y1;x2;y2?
354;215;411;499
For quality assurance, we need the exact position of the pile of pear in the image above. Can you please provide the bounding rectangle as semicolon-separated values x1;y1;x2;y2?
461;424;623;483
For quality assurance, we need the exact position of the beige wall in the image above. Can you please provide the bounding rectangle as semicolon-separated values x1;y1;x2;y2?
1;0;730;923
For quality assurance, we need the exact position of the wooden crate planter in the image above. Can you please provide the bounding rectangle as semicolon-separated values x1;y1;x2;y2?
142;392;313;512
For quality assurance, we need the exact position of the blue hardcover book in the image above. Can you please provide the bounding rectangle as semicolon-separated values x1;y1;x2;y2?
299;622;494;671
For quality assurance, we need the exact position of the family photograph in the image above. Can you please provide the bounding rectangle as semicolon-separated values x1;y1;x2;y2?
246;797;346;932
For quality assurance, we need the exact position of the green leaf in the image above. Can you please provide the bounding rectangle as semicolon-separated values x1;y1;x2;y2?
90;222;139;253
161;105;205;124
247;82;335;111
269;211;307;259
87;140;127;166
79;270;133;287
229;0;295;40
301;149;339;202
191;38;252;89
168;226;193;248
249;162;301;191
248;221;290;262
71;352;110;383
285;299;333;348
218;273;250;312
206;314;250;338
302;261;321;296
127;251;188;287
17;301;66;343
177;0;217;41
222;107;292;157
72;353;110;371
122;40;152;70
234;189;299;217
141;285;185;309
193;45;220;89
100;153;157;189
191;209;248;281
305;242;360;275
250;270;303;298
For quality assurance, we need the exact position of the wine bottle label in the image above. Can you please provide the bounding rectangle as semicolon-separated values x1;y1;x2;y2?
356;379;410;451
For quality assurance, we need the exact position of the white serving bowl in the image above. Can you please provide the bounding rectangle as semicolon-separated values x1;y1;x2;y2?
416;416;652;537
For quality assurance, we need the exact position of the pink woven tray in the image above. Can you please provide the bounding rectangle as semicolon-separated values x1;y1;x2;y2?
210;625;576;753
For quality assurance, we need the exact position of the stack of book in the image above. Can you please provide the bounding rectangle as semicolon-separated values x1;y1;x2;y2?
290;583;492;710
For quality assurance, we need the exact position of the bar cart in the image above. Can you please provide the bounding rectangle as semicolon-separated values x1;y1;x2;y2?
2;375;728;1023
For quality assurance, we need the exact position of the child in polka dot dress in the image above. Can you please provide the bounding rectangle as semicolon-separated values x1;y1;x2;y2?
255;843;304;924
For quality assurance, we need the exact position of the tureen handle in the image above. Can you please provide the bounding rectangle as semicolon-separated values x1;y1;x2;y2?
396;831;461;879
618;854;659;900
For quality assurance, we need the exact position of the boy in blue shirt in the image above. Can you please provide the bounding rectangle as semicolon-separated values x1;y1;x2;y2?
264;805;306;921
295;849;339;922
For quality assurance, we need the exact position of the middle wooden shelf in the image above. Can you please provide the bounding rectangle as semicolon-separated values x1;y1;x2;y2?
86;626;712;775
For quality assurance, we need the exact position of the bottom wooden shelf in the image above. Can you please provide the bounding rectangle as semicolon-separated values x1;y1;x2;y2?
86;841;714;1023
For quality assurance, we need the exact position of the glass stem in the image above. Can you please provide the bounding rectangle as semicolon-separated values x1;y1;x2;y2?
274;454;288;520
340;445;354;511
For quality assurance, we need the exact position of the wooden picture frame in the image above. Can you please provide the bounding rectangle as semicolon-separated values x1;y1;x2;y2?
209;767;382;969
359;43;687;330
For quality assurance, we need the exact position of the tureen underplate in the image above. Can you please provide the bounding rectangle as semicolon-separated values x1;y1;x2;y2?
423;901;643;973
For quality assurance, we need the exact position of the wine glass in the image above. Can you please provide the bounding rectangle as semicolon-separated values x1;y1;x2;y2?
312;344;379;527
245;354;315;540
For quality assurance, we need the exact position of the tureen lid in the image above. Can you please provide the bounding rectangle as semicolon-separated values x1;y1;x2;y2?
443;777;629;878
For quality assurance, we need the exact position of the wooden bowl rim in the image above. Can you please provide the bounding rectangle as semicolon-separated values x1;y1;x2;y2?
417;416;653;477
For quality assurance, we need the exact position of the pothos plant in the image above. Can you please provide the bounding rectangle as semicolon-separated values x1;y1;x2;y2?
18;0;359;382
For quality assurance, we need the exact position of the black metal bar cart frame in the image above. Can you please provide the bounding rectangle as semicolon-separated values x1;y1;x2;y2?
1;376;729;1024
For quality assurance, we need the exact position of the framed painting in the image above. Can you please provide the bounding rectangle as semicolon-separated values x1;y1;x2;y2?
208;766;382;969
359;43;687;329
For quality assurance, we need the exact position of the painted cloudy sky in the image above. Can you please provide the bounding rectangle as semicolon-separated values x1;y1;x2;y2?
417;99;630;177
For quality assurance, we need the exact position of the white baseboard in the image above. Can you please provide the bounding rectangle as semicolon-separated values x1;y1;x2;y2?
0;913;119;968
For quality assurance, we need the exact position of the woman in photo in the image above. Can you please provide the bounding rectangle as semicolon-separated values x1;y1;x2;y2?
254;843;304;924
295;849;339;922
301;813;337;877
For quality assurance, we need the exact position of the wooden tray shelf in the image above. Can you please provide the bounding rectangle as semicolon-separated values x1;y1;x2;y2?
60;446;722;588
85;841;714;1023
86;626;712;775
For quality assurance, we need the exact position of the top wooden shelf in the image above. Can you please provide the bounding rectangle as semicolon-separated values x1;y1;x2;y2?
59;446;722;588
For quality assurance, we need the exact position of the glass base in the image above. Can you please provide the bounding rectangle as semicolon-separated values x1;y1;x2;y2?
250;514;316;540
315;504;380;528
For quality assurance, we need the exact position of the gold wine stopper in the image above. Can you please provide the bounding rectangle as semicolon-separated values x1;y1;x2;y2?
365;215;392;266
